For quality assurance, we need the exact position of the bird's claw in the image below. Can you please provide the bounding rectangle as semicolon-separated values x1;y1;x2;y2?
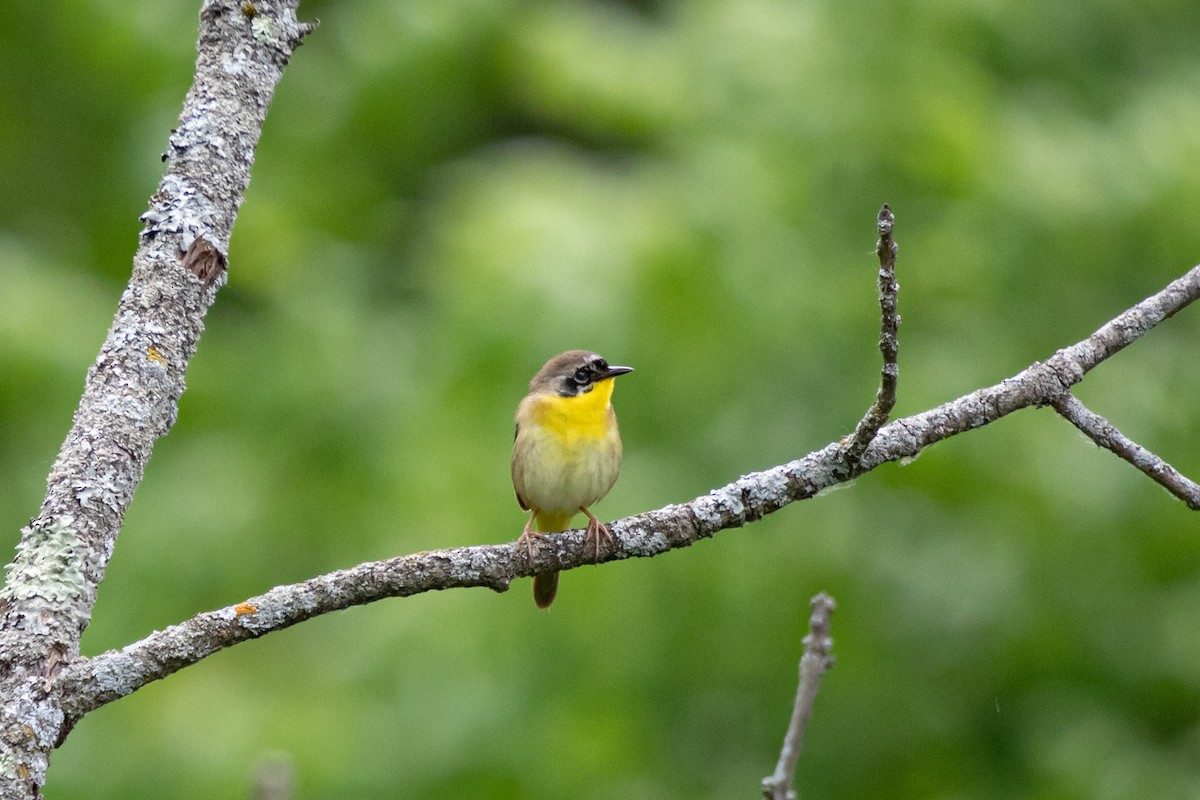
583;514;614;561
517;519;546;562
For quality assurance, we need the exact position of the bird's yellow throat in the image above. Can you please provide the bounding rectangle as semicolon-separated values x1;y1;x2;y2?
524;377;617;443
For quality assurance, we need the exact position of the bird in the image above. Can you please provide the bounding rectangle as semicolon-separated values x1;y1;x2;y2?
511;350;633;608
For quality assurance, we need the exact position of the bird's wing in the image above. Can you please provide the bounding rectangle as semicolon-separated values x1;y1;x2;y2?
513;421;530;510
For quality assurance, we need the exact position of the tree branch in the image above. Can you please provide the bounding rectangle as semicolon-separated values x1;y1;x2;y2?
762;592;836;800
843;204;900;464
1050;393;1200;509
0;1;314;792
54;261;1200;724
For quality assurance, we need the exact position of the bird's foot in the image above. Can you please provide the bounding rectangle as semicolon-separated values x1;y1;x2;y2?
517;518;546;561
580;507;614;561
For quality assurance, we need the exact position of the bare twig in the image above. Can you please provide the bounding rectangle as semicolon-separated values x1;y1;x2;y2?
843;204;900;464
54;263;1200;723
762;593;837;800
1051;393;1200;509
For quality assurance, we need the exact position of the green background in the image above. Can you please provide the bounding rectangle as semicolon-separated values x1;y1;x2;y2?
3;0;1200;797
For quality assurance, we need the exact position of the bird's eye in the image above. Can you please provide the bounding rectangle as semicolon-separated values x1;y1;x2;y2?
572;366;591;385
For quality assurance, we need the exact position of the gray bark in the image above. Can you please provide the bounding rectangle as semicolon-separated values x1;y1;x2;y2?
0;2;313;795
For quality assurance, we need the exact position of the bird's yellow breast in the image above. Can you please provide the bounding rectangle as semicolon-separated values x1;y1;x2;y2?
512;377;623;526
524;377;617;442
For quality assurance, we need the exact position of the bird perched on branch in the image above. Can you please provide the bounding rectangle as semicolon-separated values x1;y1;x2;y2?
512;350;633;608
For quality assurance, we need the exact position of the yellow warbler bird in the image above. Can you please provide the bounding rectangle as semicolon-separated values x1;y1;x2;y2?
512;350;633;608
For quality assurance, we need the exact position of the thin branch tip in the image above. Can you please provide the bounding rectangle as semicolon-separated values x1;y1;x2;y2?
876;203;897;258
802;592;836;669
844;206;901;465
762;591;838;800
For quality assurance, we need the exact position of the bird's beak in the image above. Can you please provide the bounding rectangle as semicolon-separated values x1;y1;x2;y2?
600;364;633;380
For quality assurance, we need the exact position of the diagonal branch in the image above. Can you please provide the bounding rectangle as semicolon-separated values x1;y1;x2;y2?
0;1;315;790
55;262;1200;725
1051;393;1200;509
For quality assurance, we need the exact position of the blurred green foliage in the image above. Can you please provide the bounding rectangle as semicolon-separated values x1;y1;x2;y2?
2;0;1200;797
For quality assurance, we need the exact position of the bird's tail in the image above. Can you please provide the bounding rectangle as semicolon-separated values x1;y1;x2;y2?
532;572;559;608
531;510;574;609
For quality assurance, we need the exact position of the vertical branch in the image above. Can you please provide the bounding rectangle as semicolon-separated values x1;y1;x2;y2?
843;204;900;465
762;593;837;800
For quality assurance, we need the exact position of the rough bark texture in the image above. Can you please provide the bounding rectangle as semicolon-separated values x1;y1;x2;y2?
0;2;313;794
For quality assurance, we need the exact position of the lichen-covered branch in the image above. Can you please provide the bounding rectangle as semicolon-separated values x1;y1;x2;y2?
0;2;314;794
54;262;1200;724
762;593;837;800
843;203;900;464
1051;393;1200;509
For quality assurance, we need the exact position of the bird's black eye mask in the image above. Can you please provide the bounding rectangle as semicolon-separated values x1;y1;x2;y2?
560;358;607;396
557;357;628;397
